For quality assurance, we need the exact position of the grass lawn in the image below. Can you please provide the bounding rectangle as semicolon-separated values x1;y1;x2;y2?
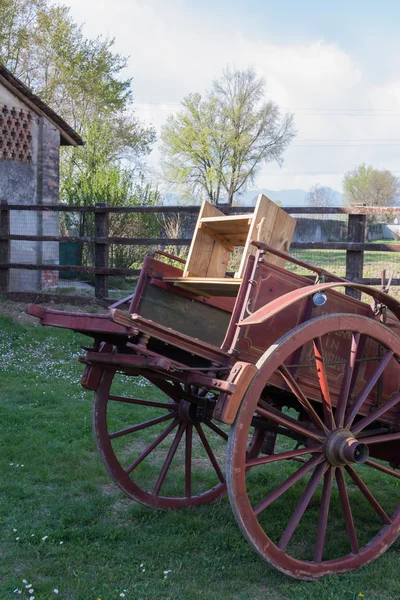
1;314;400;600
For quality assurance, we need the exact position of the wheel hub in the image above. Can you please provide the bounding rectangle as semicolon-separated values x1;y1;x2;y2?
178;399;208;423
323;428;369;466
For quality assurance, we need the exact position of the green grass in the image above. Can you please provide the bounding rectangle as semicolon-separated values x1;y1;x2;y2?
287;248;400;301
1;316;400;600
288;248;400;279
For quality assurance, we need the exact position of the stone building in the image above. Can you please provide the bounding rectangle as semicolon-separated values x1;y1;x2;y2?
0;64;84;292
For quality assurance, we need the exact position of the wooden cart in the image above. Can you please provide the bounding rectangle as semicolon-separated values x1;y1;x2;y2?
27;196;400;580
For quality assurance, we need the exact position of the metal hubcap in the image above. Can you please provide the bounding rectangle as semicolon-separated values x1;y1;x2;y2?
323;428;369;466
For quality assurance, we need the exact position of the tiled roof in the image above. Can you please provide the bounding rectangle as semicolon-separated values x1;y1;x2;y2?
0;64;84;146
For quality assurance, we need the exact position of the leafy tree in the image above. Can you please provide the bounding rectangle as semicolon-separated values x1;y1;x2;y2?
0;1;132;127
61;118;160;268
0;0;156;193
1;0;159;269
161;67;295;205
343;164;400;207
307;183;335;208
0;0;45;75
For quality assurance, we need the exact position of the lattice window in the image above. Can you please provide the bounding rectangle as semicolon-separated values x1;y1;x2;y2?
0;104;32;162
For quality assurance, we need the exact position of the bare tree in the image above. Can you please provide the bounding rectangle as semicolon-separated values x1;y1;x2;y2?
160;213;187;261
307;183;335;208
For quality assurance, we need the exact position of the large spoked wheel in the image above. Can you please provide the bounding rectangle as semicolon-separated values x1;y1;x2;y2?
93;368;264;510
227;314;400;580
93;369;232;509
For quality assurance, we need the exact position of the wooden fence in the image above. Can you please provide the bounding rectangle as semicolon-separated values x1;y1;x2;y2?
0;201;399;303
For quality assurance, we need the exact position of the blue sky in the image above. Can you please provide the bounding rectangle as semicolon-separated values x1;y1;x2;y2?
62;0;400;195
187;0;399;54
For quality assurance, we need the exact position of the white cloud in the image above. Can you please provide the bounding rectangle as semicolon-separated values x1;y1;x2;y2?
63;0;400;194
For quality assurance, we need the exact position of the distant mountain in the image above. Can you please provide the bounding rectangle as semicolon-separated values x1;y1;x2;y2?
234;188;345;207
161;188;345;207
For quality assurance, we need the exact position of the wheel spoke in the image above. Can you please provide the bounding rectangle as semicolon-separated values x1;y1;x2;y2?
313;337;335;429
278;365;328;433
185;424;192;498
345;350;394;428
336;467;359;554
335;333;360;427
359;431;400;445
351;393;400;435
109;395;176;410
109;411;177;440
345;465;392;524
365;459;400;480
204;419;229;441
195;423;225;483
314;466;335;563
125;418;179;475
153;422;186;496
246;445;322;468
278;462;326;550
256;404;323;443
253;454;323;517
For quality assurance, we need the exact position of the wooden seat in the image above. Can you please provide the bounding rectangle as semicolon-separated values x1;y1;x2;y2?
164;194;296;297
162;277;242;297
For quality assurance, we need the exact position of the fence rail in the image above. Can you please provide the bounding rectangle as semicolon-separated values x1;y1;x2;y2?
1;201;399;302
3;203;399;214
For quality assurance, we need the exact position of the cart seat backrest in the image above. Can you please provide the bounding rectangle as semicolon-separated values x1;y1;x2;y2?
162;194;296;297
183;194;296;279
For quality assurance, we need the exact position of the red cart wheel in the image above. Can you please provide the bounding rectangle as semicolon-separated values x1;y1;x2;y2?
93;368;264;510
227;314;400;579
93;370;226;509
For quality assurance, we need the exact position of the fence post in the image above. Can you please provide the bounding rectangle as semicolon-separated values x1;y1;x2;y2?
0;200;10;296
345;210;366;299
94;202;109;299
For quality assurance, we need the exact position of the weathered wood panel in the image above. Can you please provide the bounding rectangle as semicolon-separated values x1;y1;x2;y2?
183;202;231;278
139;284;231;347
238;194;296;275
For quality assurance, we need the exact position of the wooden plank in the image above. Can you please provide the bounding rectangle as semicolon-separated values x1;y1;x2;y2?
94;203;109;299
2;233;400;252
346;214;366;299
0;203;255;214
164;277;242;297
291;242;400;251
183;201;231;278
0;201;9;294
198;223;235;251
8;263;400;287
200;215;252;224
0;235;191;245
237;194;278;276
267;208;297;268
0;263;141;276
237;195;274;276
2;203;400;216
